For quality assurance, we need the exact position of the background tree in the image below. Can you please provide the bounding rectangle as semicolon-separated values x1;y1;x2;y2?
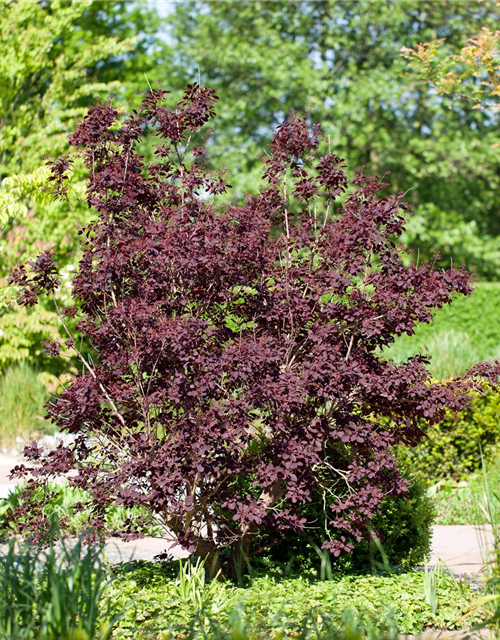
0;0;167;371
401;16;500;123
166;0;500;279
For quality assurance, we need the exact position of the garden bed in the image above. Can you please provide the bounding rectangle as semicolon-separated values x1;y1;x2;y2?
107;561;482;639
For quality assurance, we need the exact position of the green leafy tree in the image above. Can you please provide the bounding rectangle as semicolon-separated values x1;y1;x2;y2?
401;20;500;118
167;0;500;278
0;0;166;369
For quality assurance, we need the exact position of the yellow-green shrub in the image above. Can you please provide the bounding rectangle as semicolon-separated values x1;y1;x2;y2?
405;390;500;481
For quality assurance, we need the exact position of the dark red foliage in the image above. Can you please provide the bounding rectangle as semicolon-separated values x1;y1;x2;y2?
9;250;60;307
46;155;73;200
11;84;500;572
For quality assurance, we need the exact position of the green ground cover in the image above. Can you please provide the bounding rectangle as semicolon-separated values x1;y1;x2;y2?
107;561;480;639
0;531;485;639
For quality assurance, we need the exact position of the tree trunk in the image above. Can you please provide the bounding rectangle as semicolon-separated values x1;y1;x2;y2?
193;538;224;579
225;535;253;581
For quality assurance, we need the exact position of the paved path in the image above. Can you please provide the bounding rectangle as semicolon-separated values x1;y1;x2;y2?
429;524;494;576
104;536;189;563
102;524;494;571
0;455;494;572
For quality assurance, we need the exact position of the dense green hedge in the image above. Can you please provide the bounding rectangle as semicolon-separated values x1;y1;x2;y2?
430;283;500;353
407;282;500;359
262;475;434;572
404;390;500;482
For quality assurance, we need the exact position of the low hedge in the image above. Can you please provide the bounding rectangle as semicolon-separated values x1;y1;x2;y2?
395;282;500;363
265;475;434;573
405;389;500;481
427;282;500;358
385;282;500;380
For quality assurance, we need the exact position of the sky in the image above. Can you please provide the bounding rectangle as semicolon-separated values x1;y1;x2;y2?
153;0;177;18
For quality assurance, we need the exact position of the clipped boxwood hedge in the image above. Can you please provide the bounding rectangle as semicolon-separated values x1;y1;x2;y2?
405;389;500;481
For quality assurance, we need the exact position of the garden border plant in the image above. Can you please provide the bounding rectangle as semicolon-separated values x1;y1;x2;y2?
0;528;119;640
9;83;500;577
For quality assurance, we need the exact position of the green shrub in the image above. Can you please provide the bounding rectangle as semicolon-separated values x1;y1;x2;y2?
361;476;436;569
0;362;53;445
404;390;500;482
259;475;434;573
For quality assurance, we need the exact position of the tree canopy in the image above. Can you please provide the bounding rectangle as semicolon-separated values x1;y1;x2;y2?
167;0;500;278
0;0;168;367
2;0;500;374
